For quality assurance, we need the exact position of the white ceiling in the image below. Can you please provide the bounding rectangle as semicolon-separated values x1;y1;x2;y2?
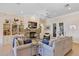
0;3;79;18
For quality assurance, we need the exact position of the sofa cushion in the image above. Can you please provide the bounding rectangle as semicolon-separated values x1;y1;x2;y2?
17;38;24;45
42;39;49;45
24;39;32;44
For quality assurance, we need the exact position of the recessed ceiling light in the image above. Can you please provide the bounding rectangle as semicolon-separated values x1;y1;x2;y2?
20;11;23;14
68;7;72;10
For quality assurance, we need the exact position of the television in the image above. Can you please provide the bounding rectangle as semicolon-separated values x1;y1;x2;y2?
28;22;37;28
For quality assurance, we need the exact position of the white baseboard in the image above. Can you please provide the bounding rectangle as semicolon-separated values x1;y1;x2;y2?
73;40;79;44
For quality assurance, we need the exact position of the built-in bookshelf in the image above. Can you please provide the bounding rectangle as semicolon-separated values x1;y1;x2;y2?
19;21;24;34
3;20;11;35
3;19;24;35
12;22;18;35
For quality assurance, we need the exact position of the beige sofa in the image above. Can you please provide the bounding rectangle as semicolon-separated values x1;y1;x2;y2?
13;36;72;56
13;40;38;56
53;36;72;56
16;43;38;56
16;43;32;56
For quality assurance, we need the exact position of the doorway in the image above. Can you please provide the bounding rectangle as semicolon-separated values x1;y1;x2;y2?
53;23;56;37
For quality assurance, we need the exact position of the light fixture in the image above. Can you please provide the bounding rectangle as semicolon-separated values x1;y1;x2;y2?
65;4;70;7
65;4;72;10
70;25;77;30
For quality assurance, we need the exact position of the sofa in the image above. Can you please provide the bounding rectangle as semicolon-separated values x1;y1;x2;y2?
38;36;72;56
13;36;72;56
16;43;32;56
12;36;38;56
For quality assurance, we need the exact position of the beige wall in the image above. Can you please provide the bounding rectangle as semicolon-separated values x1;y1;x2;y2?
48;11;79;43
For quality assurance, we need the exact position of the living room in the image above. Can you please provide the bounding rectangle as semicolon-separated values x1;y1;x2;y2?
0;3;79;56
